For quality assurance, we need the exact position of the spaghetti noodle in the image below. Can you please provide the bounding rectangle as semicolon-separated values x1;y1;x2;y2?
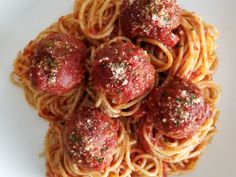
11;0;221;177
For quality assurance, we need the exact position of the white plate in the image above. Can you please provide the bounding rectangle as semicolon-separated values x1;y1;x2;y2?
0;0;235;177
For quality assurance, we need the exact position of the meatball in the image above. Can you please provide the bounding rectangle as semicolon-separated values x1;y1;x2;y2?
90;41;155;105
120;0;181;47
63;107;119;171
29;32;86;95
145;78;210;139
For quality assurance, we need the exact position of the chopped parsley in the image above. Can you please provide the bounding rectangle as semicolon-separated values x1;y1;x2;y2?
191;95;197;100
162;91;169;97
68;134;78;143
176;98;185;103
177;110;181;115
163;137;169;143
46;42;53;48
124;62;129;68
163;16;170;22
96;157;104;164
174;120;181;127
114;78;119;84
176;94;198;106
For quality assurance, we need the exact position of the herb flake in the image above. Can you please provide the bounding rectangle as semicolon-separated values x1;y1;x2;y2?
68;134;78;143
96;157;104;164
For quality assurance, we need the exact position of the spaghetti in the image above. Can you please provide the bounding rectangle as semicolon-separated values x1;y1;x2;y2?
11;0;221;177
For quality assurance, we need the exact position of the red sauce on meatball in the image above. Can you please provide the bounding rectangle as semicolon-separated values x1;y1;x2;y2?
63;107;119;171
90;41;155;105
29;32;86;96
120;0;181;47
146;78;210;139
